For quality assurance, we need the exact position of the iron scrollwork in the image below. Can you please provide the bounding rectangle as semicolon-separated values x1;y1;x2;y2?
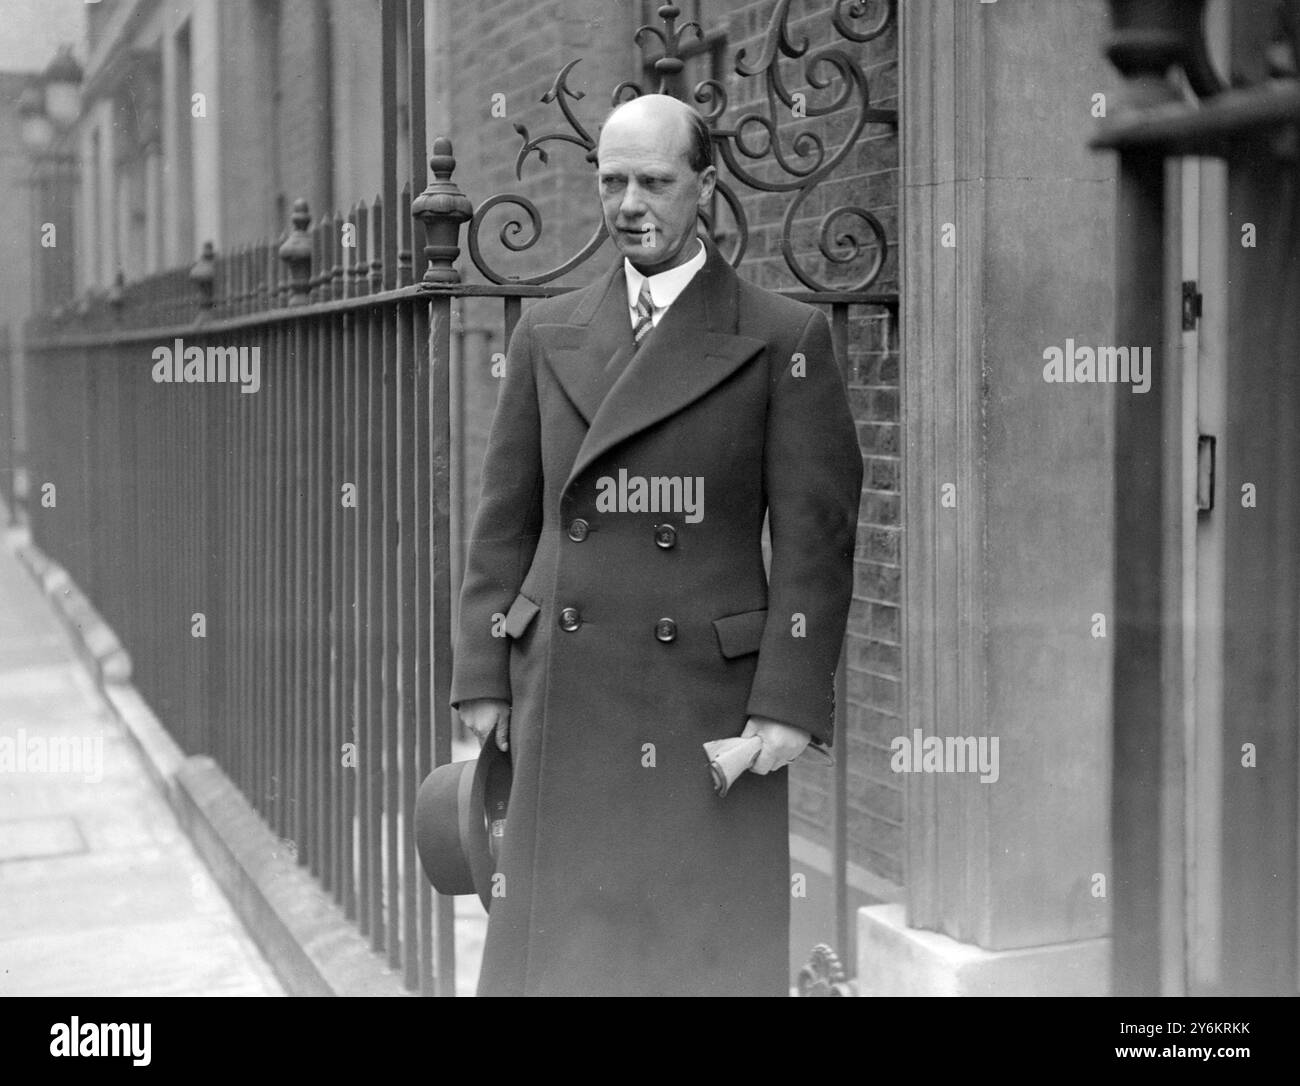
467;59;608;285
465;0;898;292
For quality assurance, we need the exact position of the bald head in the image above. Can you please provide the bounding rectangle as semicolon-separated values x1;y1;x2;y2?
596;95;717;272
600;94;713;173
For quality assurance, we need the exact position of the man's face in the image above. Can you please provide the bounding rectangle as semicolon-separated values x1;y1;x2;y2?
597;111;716;273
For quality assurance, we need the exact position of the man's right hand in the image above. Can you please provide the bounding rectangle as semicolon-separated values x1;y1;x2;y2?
459;698;511;752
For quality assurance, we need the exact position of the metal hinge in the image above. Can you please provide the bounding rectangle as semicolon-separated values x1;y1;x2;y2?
1197;434;1216;512
1182;280;1203;331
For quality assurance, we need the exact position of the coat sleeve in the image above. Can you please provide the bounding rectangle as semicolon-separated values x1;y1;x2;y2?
746;308;863;747
449;307;544;708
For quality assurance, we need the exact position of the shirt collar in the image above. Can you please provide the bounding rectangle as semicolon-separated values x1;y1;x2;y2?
624;237;707;312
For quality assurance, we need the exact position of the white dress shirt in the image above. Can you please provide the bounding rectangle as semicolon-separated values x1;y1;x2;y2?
624;238;707;330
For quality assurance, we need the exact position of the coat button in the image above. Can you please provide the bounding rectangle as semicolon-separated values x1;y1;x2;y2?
653;522;676;549
559;607;582;632
654;617;677;643
567;518;590;542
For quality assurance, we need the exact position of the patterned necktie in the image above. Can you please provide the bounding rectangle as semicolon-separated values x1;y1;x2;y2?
633;279;657;346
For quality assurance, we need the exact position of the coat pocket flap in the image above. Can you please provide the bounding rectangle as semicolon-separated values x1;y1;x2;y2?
712;608;768;659
503;593;541;639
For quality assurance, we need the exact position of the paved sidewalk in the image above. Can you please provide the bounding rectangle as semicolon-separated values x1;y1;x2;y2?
0;533;284;997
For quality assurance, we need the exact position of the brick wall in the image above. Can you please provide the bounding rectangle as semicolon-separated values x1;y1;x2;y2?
717;0;901;888
442;0;633;552
445;0;903;889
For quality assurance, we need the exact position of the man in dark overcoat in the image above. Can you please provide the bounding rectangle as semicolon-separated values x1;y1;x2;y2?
449;94;863;996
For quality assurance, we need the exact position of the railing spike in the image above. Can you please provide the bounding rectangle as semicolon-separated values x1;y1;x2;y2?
369;195;384;293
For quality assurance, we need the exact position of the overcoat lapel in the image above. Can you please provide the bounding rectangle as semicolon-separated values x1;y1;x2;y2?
534;264;631;425
538;240;766;490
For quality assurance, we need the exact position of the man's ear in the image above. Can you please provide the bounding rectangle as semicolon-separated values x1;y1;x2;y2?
697;165;717;205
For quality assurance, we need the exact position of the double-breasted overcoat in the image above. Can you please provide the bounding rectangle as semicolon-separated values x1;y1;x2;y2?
449;239;862;996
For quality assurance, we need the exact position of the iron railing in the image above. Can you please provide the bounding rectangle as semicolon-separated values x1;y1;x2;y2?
7;0;898;995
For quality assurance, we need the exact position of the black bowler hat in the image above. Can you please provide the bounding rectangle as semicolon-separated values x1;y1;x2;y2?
414;738;511;910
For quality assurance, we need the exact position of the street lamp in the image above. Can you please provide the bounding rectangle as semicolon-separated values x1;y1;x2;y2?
18;82;54;154
18;46;83;153
19;45;83;319
42;46;84;126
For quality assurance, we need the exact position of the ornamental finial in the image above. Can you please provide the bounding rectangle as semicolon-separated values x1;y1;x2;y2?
278;198;313;305
190;240;216;313
411;137;475;285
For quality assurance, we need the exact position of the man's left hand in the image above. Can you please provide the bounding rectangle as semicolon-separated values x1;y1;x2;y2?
742;717;811;774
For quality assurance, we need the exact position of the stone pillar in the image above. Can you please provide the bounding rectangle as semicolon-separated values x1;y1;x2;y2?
138;53;164;276
76;120;98;295
99;99;118;288
144;151;162;274
191;0;222;250
860;0;1117;995
160;15;179;266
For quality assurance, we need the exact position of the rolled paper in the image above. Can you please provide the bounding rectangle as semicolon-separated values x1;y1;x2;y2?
705;733;835;795
704;735;763;797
